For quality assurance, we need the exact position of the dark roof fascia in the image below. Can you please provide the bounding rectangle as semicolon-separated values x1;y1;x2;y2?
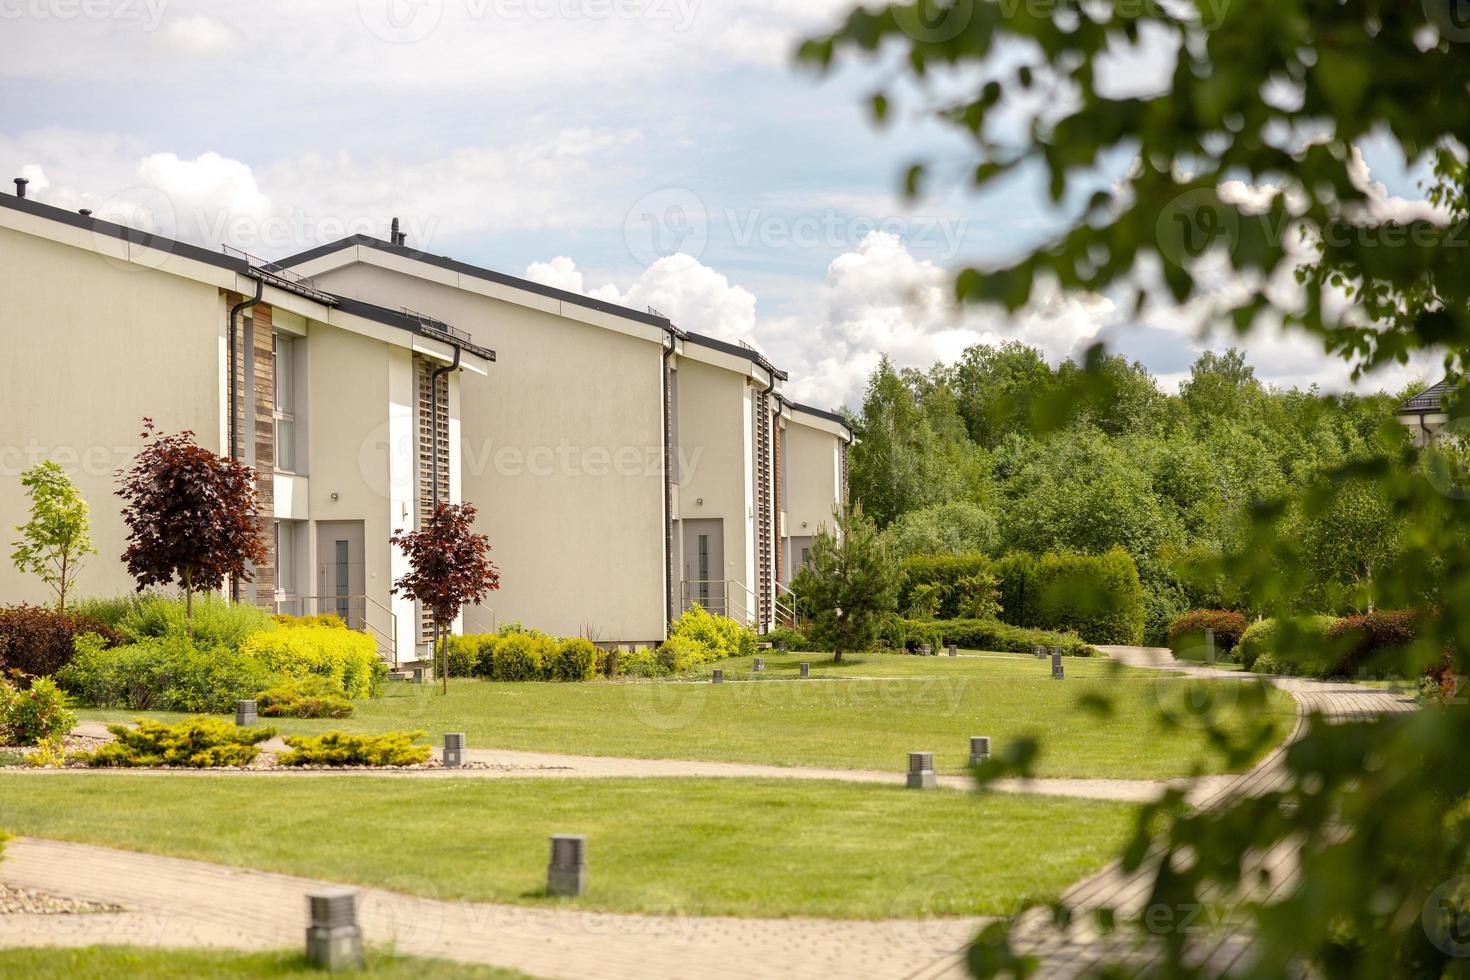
1;195;493;363
329;292;496;363
682;331;789;381
0;193;246;273
273;235;681;337
781;396;851;431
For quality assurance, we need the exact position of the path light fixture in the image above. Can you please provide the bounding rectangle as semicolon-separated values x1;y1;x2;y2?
305;888;364;971
712;669;724;684
235;700;257;726
969;736;991;766
548;834;587;897
1051;649;1064;680
799;662;810;678
443;733;465;768
753;657;765;672
907;751;937;790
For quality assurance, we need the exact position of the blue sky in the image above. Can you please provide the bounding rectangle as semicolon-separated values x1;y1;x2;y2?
0;0;1445;409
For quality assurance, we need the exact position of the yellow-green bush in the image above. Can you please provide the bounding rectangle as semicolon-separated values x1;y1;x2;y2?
551;637;598;681
441;634;491;677
669;604;756;661
256;677;355;719
613;647;661;678
279;730;430;767
484;632;554;681
240;625;383;698
270;612;347;629
77;718;275;768
655;634;708;674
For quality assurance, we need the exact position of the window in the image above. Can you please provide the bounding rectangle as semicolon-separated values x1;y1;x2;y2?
274;520;299;600
801;547;812;567
273;334;297;473
697;533;710;604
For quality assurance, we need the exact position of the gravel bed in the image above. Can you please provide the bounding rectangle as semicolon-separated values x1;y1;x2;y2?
0;883;123;915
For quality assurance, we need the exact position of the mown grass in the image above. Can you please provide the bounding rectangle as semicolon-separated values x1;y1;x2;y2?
76;651;1295;779
0;775;1135;919
0;946;532;979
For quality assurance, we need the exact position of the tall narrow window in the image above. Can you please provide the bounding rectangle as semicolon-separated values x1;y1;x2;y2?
334;539;350;621
697;534;710;605
273;334;297;473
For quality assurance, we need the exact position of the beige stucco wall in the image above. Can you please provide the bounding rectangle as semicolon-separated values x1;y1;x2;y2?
783;415;842;537
306;262;669;642
674;356;757;623
0;224;225;605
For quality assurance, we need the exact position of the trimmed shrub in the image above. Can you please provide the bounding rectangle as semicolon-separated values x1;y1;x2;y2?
898;554;992;620
1166;609;1251;658
614;647;662;678
279;730;430;767
239;625;384;698
670;605;756;661
551;638;598;681
78;718;275;768
256;677;355;719
899;618;1094;657
1032;548;1145;645
0;604;122;680
656;635;707;674
1325;609;1422;677
1238;616;1342;676
485;632;554;681
440;634;489;677
0;677;76;746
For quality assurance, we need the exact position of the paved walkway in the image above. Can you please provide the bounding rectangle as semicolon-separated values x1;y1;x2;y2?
1013;646;1418;977
0;837;980;980
64;721;1201;803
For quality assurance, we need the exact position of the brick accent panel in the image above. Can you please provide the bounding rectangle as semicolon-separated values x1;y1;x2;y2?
251;305;275;606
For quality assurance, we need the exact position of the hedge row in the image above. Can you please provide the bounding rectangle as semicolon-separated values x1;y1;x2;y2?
889;618;1095;657
0;605;123;680
1240;610;1437;679
899;547;1145;644
442;630;600;682
1166;609;1251;657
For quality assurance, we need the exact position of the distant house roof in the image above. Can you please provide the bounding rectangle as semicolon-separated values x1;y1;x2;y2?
1396;379;1456;414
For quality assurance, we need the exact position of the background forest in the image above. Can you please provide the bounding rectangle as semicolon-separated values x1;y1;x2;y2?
843;343;1418;644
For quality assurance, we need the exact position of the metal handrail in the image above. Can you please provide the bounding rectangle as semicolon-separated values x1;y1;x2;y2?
773;581;800;630
680;579;759;626
275;593;398;668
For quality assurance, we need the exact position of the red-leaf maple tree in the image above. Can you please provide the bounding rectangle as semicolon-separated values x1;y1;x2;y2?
116;418;267;618
391;502;500;693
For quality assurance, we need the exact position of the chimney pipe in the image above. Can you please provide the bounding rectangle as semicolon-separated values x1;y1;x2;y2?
14;177;28;199
390;217;400;245
79;209;92;217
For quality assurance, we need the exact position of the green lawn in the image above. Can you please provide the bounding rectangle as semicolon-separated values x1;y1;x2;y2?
75;652;1295;779
0;775;1134;919
0;947;532;979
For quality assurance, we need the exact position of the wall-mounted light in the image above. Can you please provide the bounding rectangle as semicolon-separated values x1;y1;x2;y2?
330;492;340;502
695;497;703;506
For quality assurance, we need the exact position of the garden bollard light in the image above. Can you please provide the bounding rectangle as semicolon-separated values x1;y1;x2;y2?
919;643;932;657
777;640;788;652
1205;627;1216;664
235;700;257;726
712;669;724;684
799;662;810;678
305;888;364;972
753;657;764;672
1051;650;1064;680
907;751;937;790
969;736;991;767
443;733;465;768
948;643;958;657
1034;645;1045;659
548;834;587;897
411;666;424;685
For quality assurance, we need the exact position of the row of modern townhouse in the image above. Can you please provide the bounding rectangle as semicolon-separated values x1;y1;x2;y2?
0;181;851;665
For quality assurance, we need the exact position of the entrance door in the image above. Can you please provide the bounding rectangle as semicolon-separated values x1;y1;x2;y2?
316;521;366;628
681;518;724;615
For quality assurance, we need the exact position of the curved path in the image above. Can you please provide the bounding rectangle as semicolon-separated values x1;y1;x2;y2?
1015;646;1417;977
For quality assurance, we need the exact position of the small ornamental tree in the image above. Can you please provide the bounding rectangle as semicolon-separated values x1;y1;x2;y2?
11;461;96;613
116;419;267;618
792;503;899;663
390;502;500;693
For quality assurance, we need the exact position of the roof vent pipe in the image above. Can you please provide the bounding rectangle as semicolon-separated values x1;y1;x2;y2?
14;177;27;198
390;217;401;246
79;209;92;217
